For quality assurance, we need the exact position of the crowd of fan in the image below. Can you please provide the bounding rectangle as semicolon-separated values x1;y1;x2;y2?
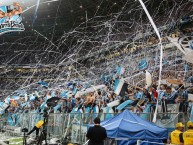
3;71;193;118
1;40;193;119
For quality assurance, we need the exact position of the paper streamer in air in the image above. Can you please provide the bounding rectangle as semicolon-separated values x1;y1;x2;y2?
138;0;163;123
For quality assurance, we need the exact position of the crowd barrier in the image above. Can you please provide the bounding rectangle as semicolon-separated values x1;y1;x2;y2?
0;112;189;144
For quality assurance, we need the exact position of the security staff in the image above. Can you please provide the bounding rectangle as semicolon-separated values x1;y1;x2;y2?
183;121;193;145
27;120;44;139
168;122;184;145
86;117;107;145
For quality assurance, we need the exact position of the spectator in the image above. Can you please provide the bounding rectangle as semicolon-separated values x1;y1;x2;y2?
131;88;142;112
161;86;178;112
178;85;188;113
151;85;158;101
143;88;151;102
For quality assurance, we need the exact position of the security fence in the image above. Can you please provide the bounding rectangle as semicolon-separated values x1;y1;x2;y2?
0;112;190;144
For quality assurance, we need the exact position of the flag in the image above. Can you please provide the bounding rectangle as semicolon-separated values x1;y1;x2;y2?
60;91;67;98
101;74;105;81
24;93;28;102
138;59;148;70
184;64;188;72
47;97;60;107
51;91;56;97
54;104;62;111
11;96;20;100
29;94;36;101
38;81;48;88
40;102;47;109
116;66;125;76
114;79;128;97
73;87;77;94
21;103;26;108
0;6;7;13
0;102;4;108
67;82;73;88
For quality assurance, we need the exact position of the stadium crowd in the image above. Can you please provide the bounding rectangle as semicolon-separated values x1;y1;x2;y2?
1;41;193;118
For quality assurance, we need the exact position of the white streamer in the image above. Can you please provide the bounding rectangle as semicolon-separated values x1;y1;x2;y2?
23;0;59;13
138;0;163;123
83;140;89;145
32;0;40;27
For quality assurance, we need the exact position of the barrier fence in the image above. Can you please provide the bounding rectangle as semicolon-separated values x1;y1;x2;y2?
0;112;190;144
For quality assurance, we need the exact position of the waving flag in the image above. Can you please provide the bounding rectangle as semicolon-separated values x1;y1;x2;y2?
114;78;128;96
138;59;148;70
38;81;48;88
29;94;36;101
54;104;62;111
117;66;125;76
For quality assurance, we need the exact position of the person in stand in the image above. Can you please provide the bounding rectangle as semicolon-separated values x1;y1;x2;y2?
86;117;107;145
178;84;188;113
143;88;151;103
27;119;44;139
168;122;184;145
131;87;142;112
183;121;193;145
135;88;150;113
161;86;179;113
151;85;158;101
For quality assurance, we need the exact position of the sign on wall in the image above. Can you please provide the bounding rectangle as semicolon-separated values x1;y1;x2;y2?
0;2;25;35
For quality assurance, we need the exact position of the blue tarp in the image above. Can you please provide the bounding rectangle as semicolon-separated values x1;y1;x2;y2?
100;110;168;145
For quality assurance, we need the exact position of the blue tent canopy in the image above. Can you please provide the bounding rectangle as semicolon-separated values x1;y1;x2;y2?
100;110;168;140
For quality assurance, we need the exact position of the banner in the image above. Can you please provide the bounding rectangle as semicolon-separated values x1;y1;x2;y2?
0;2;25;35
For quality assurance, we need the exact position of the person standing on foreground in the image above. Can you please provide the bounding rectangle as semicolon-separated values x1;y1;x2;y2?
86;117;107;145
27;119;44;139
168;122;184;145
183;121;193;145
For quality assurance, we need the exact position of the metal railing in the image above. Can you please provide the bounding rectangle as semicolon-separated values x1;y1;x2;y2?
0;112;190;144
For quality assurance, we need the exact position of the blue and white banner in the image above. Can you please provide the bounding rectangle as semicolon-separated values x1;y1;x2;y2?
114;78;124;96
116;66;125;76
38;80;48;88
138;59;148;70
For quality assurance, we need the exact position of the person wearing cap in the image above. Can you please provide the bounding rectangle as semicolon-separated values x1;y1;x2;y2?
183;121;193;145
168;122;184;145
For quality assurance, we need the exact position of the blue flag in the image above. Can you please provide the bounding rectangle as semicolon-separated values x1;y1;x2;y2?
116;66;125;76
138;59;148;70
38;81;48;88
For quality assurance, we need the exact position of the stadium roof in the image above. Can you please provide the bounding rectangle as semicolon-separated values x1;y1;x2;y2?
0;0;192;65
